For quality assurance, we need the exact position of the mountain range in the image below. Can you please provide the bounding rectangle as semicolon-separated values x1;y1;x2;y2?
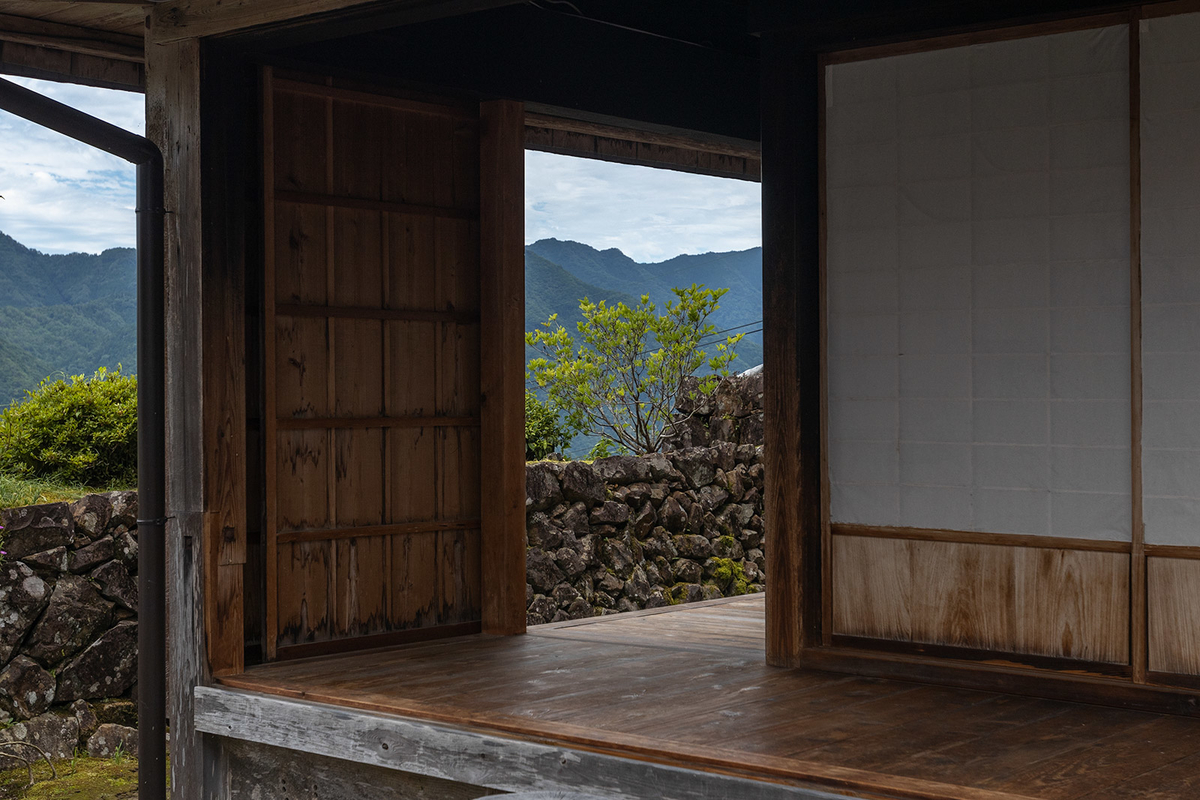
525;238;763;373
0;231;762;405
0;231;137;403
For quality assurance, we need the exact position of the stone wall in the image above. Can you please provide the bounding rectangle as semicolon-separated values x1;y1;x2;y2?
526;443;765;625
663;370;764;450
0;492;140;764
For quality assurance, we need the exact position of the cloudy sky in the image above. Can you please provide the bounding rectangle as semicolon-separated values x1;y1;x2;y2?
0;77;143;253
0;78;761;260
524;151;761;262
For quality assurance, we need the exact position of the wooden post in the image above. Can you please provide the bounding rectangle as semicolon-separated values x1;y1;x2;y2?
1129;15;1146;683
479;99;527;635
761;34;823;666
146;32;208;798
199;45;249;680
148;22;250;796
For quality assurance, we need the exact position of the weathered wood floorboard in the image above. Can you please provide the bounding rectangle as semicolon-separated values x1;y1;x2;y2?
218;594;1200;799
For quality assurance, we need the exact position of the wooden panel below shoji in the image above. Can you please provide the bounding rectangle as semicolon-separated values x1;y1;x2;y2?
832;533;1130;664
1148;557;1200;676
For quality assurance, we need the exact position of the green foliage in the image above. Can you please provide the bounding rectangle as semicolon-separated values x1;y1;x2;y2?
524;390;575;460
586;438;628;460
526;284;742;455
0;474;90;511
0;752;139;799
0;368;137;489
709;557;754;596
0;231;138;404
526;239;764;373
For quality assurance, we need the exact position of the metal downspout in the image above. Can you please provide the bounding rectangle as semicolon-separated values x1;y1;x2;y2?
0;76;168;800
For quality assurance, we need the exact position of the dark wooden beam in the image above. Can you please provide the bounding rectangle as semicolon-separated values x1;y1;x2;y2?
525;113;760;182
278;4;759;143
0;39;143;91
750;0;1160;49
0;12;143;61
761;33;822;666
150;0;516;44
479;99;527;635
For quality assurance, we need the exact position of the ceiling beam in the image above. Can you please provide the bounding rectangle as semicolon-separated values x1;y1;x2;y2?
149;0;512;44
0;12;144;62
0;39;144;90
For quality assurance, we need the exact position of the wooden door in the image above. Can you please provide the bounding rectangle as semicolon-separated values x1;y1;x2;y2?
261;70;508;660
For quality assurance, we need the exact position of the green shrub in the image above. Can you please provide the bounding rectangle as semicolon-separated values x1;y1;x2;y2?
525;390;574;460
0;367;137;488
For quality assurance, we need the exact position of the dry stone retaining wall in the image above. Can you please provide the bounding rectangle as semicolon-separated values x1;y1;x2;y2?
0;372;767;760
0;492;140;764
525;442;766;625
664;371;764;450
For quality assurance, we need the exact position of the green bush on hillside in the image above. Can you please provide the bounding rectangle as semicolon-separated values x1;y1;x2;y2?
0;367;137;488
525;390;575;460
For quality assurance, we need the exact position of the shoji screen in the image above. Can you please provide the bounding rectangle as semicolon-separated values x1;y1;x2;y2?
1141;12;1200;677
827;27;1131;539
826;27;1133;663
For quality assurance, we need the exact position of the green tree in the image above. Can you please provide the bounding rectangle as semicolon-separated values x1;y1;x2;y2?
526;284;742;455
0;367;137;488
525;390;574;460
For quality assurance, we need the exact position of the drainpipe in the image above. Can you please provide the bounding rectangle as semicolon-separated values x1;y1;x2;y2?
0;77;167;800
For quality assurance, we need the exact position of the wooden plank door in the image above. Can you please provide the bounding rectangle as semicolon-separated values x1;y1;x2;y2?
261;70;520;660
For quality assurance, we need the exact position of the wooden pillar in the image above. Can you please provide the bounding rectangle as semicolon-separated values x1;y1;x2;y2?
761;34;823;666
479;99;527;635
146;33;208;797
148;22;249;796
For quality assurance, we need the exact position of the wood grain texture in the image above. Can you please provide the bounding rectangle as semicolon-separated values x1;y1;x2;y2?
263;71;484;655
0;12;143;61
478;100;526;635
262;67;282;662
832;524;1133;554
761;37;823;664
210;596;1200;799
524;118;761;182
0;2;146;38
222;737;494;800
0;38;144;92
147;32;206;796
196;687;875;800
832;535;1130;664
1148;557;1200;675
1129;14;1147;686
197;46;249;679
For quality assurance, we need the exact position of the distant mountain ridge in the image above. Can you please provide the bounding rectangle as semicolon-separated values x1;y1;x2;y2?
0;231;137;403
0;230;761;405
525;238;763;373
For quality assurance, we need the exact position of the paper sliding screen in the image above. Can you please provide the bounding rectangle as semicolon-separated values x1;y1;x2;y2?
1141;13;1200;548
826;26;1132;541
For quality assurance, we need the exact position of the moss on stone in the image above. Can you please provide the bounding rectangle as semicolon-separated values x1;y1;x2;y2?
708;557;752;596
92;701;136;729
0;755;138;799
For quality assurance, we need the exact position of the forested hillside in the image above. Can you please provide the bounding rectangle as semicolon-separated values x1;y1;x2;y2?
0;230;762;405
525;239;763;372
0;232;137;403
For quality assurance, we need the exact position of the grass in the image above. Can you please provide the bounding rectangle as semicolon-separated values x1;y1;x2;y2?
0;473;92;510
0;755;137;800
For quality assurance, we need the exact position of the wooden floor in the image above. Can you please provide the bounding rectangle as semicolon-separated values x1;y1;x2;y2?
222;595;1200;800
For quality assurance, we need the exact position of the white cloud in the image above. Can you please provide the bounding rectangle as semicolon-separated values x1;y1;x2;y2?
0;77;143;254
1;83;761;261
525;150;762;262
